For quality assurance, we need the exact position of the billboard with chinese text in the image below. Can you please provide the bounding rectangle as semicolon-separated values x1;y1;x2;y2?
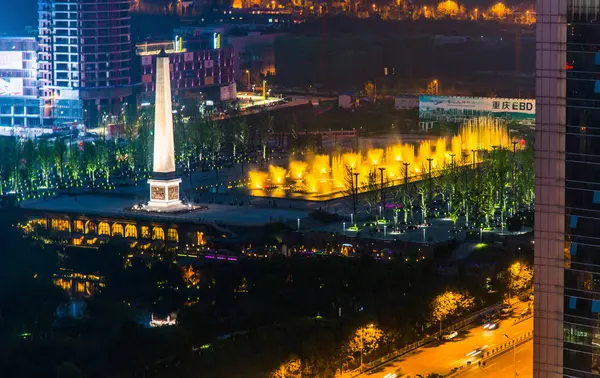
419;95;535;124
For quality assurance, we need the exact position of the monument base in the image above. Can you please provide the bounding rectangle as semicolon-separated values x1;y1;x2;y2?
146;178;187;212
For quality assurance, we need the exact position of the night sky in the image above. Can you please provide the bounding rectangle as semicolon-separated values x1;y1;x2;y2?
0;0;37;34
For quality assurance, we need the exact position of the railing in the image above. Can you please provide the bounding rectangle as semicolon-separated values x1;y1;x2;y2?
444;330;534;378
341;302;507;377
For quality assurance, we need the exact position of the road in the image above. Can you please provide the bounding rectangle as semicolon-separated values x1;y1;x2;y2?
460;339;532;378
358;303;532;378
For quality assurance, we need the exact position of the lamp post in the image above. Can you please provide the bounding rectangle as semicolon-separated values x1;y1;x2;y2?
297;218;300;231
353;172;360;226
427;157;434;204
245;69;250;88
343;222;346;235
378;167;386;220
504;334;517;377
403;162;410;223
433;79;439;95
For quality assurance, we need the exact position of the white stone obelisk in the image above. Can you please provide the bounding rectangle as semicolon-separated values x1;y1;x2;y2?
147;50;182;210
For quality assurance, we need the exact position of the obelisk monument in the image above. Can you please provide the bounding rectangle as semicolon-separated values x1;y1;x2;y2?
146;50;182;210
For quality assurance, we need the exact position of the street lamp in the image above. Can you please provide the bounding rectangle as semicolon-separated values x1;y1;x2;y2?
504;334;517;377
433;79;439;95
297;218;300;231
343;222;346;235
245;69;250;88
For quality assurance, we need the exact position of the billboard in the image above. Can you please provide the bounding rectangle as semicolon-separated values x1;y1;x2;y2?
419;95;535;123
0;51;22;70
220;82;237;101
0;77;23;96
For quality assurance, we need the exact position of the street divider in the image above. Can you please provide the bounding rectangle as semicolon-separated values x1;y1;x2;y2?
444;330;534;378
480;331;533;363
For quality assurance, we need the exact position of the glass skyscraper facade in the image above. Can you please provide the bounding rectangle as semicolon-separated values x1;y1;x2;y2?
563;1;600;376
535;0;600;377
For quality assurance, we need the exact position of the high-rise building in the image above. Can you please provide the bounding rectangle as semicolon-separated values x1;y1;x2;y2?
0;37;41;130
534;0;600;377
38;0;133;127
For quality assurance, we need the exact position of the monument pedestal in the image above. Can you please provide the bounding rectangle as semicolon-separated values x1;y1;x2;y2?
146;178;186;211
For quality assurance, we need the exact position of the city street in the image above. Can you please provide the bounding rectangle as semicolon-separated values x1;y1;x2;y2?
358;303;532;378
461;339;532;378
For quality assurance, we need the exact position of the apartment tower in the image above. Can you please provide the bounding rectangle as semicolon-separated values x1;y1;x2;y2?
38;0;132;127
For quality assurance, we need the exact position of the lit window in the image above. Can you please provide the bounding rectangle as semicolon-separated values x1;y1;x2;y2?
73;220;84;233
51;218;70;232
196;231;204;245
85;221;96;234
141;226;150;239
152;227;165;240
167;228;178;242
125;224;138;238
98;222;110;236
112;223;124;237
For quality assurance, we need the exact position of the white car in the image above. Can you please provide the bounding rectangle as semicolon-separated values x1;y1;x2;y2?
466;345;488;357
442;331;459;340
484;321;499;330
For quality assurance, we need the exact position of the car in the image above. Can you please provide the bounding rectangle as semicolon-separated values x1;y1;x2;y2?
466;345;488;358
406;225;419;231
501;307;513;315
442;331;458;340
448;228;461;234
520;306;531;316
483;321;499;330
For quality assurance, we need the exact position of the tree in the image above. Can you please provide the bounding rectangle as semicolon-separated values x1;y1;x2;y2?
431;291;474;332
362;169;380;218
342;165;359;224
67;146;81;182
258;115;274;161
271;357;302;378
21;139;36;188
506;261;533;299
364;81;375;99
83;142;98;185
36;139;53;188
347;324;384;371
182;265;200;287
54;139;68;183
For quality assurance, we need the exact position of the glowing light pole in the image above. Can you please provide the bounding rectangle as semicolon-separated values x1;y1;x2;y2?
343;222;346;235
297;218;300;231
245;69;250;88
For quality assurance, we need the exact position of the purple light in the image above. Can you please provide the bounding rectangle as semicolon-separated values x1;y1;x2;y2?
205;255;215;259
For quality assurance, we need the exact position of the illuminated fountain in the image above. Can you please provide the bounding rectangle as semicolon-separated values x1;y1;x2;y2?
248;117;516;200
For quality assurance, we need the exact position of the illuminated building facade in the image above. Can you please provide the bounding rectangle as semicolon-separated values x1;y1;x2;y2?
38;0;133;127
534;0;600;376
137;37;235;104
23;210;215;250
0;37;41;128
174;26;282;87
